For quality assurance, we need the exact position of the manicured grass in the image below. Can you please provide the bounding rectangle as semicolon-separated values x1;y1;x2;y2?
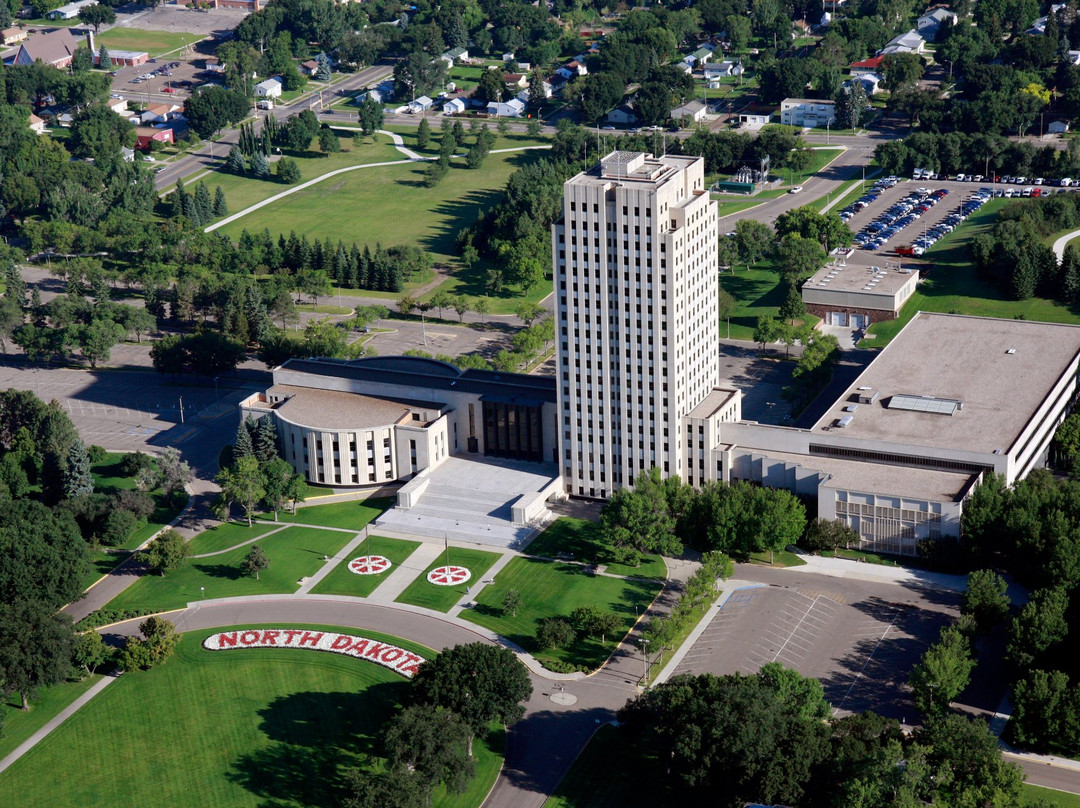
294;302;353;315
95;28;197;56
257;497;393;531
542;724;664;808
0;625;501;808
310;536;422;597
384;124;549;158
524;517;667;579
108;526;353;612
186;521;283;555
0;674;103;761
861;199;1080;347
747;549;807;567
714;198;768;218
1026;785;1080;807
719;261;787;339
463;557;662;671
190;131;404;223
218;149;549;314
394;548;503;612
783;147;844;187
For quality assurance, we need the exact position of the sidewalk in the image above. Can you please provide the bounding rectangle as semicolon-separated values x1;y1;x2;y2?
365;542;446;604
295;527;369;595
790;553;968;592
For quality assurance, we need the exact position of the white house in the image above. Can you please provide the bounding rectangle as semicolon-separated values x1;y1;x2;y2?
878;30;925;55
443;97;466;115
45;0;95;20
846;73;883;95
486;98;525;117
739;110;772;128
606;104;638;125
780;98;837;127
105;97;128;114
28;113;46;135
255;77;283;98
439;46;468;66
354;89;384;104
916;7;957;41
1029;4;1065;34
670;99;708;124
1048;119;1070;134
409;95;434;113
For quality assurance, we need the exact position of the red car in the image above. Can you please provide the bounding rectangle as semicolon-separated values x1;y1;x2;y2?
161;87;176;93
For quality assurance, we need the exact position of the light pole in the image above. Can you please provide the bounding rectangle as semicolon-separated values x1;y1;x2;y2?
639;637;650;686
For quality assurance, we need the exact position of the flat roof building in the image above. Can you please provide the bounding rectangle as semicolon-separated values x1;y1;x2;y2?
801;255;919;328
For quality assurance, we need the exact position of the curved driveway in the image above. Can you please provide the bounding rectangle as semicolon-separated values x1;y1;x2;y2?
102;596;638;808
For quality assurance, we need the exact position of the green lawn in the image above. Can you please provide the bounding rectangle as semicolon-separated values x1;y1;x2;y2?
108;526;353;612
524;517;667;579
0;625;501;808
96;28;197;57
218;148;550;314
720;261;791;340
463;557;662;671
310;536;422;597
394;548;503;612
714;198;768;218
186;521;283;555
256;497;393;531
188;131;404;223
1026;786;1080;807
542;724;664;808
861;199;1080;348
0;674;103;761
783;147;844;187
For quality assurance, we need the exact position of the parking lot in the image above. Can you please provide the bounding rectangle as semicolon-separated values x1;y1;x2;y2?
673;575;956;720
109;56;208;108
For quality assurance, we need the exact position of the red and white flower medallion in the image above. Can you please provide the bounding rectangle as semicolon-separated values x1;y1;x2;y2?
348;555;391;575
427;565;471;586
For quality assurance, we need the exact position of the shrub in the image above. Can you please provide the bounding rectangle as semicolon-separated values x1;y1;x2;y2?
119;451;155;478
75;608;154;631
98;508;140;547
801;518;857;553
87;444;108;464
114;489;156;520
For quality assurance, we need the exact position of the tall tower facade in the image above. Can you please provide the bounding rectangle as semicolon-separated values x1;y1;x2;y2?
553;151;719;498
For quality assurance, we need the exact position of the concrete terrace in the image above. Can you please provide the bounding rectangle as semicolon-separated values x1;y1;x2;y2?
374;455;560;548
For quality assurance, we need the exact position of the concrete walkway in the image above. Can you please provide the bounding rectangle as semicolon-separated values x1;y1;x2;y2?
1052;227;1080;261
0;672;120;776
377;128;424;160
792;552;968;591
365;541;446;604
295;527;369;595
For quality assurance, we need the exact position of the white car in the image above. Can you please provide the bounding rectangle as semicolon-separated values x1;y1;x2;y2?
788;186;803;194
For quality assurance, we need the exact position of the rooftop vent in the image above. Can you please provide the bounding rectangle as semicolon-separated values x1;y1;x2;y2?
887;393;962;416
1006;348;1016;354
836;414;854;428
857;388;880;404
843;404;859;413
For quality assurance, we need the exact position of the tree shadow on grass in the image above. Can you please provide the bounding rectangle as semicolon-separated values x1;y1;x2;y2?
229;741;352;808
194;562;244;580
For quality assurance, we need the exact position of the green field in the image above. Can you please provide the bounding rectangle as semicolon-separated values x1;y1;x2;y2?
524;517;667;579
719;261;794;340
394;548;503;612
96;28;197;57
310;536;421;597
0;626;501;808
714;198;768;218
257;497;392;531
186;521;282;555
463;557;661;671
109;526;353;611
0;674;103;761
862;199;1080;348
1026;785;1080;807
191;131;404;222
218;148;550;313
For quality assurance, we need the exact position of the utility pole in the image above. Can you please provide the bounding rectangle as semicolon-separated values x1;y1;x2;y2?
179;396;184;424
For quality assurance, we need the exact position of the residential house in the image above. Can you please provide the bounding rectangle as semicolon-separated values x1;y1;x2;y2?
738;106;775;128
849;55;885;76
670;98;708;123
140;102;178;124
255;77;283;98
46;0;95;20
354;89;384;104
120;147;135;163
408;95;433;113
917;7;958;41
676;62;693;75
780;97;837;127
556;59;587;79
878;30;925;55
502;52;516;62
439;46;468;66
3;28;27;47
105;97;128;114
1029;4;1065;34
12;28;82;69
606;104;638;125
27;113;46;135
56;112;76;127
684;44;716;67
846;73;883;94
1048;119;1070;134
486;98;525;117
503;72;528;90
443;97;466;115
300;59;320;77
135;126;174;151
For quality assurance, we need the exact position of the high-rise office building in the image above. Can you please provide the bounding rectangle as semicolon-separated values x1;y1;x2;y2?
552;151;720;498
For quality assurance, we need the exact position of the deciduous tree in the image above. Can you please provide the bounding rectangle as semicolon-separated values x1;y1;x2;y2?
241;544;270;580
0;599;75;710
137;528;190;576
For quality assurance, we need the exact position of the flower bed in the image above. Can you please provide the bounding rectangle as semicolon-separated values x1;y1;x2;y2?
427;565;471;586
348;555;391;575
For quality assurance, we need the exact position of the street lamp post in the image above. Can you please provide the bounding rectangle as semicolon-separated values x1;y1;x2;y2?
639;637;650;686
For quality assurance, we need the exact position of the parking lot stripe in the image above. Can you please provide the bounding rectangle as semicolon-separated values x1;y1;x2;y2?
831;607;902;715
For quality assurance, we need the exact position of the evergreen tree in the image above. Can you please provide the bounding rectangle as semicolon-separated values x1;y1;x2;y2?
417;116;431;149
171;177;188;220
98;44;110;68
193;182;214;224
3;261;26;305
213;186;228;217
234;419;255;461
251;152;270;179
254;416;278;462
360;245;373;288
348;244;363;288
1063;245;1080;303
227;147;247;174
63;439;94;500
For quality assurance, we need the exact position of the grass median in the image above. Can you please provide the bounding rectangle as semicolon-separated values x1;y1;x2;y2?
394;547;503;612
310;536;422;597
256;497;393;531
524;517;667;579
463;557;661;672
